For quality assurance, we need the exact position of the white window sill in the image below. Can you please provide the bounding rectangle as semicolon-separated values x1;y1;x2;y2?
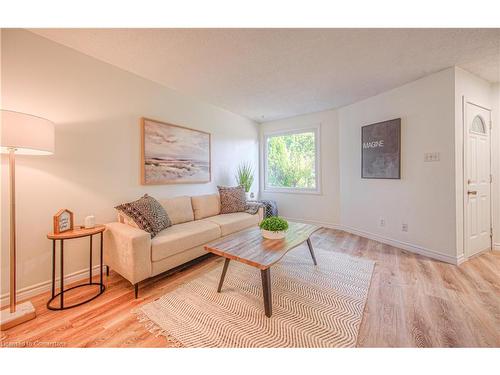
263;187;322;195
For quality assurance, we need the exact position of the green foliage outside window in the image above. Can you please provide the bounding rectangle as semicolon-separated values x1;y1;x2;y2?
266;131;316;189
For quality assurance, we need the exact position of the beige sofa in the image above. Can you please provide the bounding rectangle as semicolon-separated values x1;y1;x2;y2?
104;193;263;297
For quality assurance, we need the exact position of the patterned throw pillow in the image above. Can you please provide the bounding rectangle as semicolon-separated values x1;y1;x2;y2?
218;185;246;214
115;194;171;237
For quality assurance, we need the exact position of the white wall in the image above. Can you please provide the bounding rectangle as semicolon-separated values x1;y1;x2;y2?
259;109;340;226
0;29;259;300
339;68;458;261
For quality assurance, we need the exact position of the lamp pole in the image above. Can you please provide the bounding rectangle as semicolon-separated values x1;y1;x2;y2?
9;148;17;313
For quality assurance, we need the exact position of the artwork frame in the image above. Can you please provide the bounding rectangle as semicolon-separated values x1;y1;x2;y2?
361;118;401;179
53;208;74;234
140;117;211;185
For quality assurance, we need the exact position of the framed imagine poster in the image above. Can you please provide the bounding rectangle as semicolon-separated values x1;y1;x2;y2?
361;118;401;179
141;117;211;185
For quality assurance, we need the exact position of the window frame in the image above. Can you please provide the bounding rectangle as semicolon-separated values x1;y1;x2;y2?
263;125;321;195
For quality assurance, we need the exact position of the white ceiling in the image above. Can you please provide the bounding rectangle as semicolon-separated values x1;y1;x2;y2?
30;28;500;122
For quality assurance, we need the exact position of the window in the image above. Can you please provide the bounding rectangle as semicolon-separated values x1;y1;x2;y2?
264;126;320;193
471;115;487;134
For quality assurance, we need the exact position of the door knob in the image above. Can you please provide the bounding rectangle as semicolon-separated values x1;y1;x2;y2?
468;191;477;195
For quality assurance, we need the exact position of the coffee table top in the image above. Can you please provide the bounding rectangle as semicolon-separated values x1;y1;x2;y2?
204;221;320;270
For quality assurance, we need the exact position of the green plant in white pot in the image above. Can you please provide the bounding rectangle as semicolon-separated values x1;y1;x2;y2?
235;162;255;200
259;216;289;240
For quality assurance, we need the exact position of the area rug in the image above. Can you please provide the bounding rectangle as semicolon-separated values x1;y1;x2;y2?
136;244;374;347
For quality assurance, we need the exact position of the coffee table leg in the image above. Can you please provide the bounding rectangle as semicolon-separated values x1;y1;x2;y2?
307;238;317;265
217;258;230;292
261;268;272;317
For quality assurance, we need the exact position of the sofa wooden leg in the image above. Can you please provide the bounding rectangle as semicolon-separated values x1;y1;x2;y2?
134;283;139;299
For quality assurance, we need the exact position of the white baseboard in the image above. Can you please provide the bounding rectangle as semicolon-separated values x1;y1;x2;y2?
284;217;461;265
340;225;460;265
1;265;102;308
493;243;500;251
283;217;342;230
456;254;467;265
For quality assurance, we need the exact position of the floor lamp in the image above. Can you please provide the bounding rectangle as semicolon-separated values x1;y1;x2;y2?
0;110;55;331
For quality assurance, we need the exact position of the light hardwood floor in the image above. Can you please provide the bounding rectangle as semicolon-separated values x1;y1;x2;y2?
1;228;499;347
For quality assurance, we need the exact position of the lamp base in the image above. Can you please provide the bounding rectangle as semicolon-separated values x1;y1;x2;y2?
0;301;36;331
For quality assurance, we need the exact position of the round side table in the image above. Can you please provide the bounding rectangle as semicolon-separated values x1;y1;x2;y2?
46;225;106;310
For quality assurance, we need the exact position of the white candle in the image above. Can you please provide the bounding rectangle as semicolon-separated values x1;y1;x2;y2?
84;215;95;229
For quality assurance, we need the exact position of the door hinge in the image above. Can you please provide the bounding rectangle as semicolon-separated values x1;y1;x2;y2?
490;174;493;183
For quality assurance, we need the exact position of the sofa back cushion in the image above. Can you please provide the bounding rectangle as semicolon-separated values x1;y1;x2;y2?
191;193;221;220
159;196;194;225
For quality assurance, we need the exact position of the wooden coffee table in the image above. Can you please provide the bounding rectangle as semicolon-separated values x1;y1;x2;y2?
204;222;320;317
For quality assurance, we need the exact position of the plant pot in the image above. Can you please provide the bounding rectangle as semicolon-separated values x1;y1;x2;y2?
261;229;286;240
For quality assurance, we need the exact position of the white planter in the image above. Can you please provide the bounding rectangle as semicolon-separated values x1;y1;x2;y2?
245;192;255;200
261;229;286;240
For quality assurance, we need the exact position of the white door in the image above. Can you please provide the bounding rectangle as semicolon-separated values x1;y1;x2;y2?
465;102;492;257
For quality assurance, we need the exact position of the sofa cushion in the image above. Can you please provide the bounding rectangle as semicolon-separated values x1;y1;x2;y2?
115;194;171;238
159;196;194;225
202;212;259;237
191;193;221;220
151;220;221;262
218;185;246;214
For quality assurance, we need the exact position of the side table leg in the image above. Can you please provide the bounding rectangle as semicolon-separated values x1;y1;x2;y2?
51;240;55;298
217;258;230;292
261;268;272;318
89;234;93;283
60;239;64;309
307;238;318;266
100;232;103;292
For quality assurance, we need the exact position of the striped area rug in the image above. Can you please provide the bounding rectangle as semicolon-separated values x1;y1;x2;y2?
136;244;374;347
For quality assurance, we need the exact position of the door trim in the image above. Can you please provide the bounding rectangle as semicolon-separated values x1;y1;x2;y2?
462;97;493;259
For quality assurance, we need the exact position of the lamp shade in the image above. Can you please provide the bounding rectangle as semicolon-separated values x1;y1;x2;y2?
1;110;55;155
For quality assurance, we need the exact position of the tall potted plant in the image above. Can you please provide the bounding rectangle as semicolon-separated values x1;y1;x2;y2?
235;162;255;200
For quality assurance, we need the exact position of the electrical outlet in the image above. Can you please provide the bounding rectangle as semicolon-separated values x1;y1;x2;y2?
380;218;385;227
402;223;408;232
424;152;440;162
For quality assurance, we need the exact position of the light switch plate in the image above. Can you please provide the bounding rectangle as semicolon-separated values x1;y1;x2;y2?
424;152;440;162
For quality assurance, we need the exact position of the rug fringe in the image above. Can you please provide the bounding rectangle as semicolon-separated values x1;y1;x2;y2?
133;309;184;348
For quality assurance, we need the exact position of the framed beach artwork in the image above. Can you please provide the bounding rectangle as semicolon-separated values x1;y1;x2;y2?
361;118;401;179
140;118;211;185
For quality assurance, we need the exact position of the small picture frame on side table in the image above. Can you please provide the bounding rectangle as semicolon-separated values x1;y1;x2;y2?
53;209;74;234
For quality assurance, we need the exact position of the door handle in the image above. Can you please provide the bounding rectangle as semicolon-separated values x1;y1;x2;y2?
468;191;477;195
